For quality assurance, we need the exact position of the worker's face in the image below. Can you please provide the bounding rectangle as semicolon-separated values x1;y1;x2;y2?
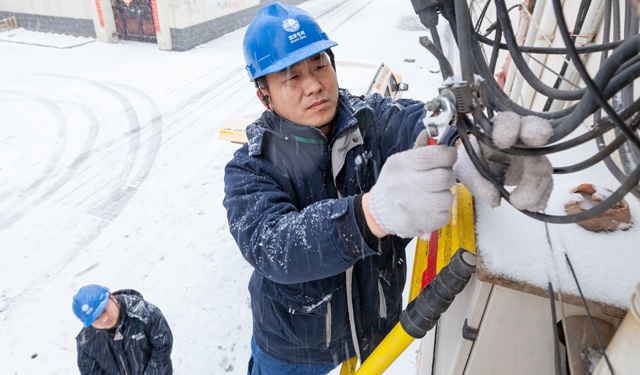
91;295;119;330
261;52;339;127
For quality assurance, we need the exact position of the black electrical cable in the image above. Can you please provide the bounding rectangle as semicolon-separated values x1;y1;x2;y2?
451;4;640;148
463;18;579;120
495;0;587;101
488;21;502;73
446;8;583;120
423;0;640;222
564;254;616;375
619;0;640;175
553;114;640;174
553;135;627;174
441;8;578;120
597;134;640;199
593;0;640;199
543;0;593;111
456;0;476;82
475;32;625;54
429;25;444;56
420;36;454;79
483;3;522;35
613;0;621;41
552;0;640;150
474;0;493;33
547;283;563;375
472;70;640;157
457;116;640;223
543;39;640;144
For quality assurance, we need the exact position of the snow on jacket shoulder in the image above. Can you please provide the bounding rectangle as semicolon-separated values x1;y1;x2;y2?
223;90;427;365
76;289;173;375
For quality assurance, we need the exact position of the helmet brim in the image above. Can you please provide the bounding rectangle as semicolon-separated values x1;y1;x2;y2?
84;295;109;328
252;39;338;80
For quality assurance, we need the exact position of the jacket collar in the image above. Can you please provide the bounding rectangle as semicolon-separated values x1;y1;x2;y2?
246;89;370;156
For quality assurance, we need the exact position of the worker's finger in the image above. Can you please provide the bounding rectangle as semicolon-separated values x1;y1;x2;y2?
413;128;431;148
509;156;553;211
401;144;457;171
491;111;521;149
520;116;553;147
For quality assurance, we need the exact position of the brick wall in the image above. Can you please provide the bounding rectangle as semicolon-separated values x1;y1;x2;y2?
170;0;305;51
0;11;96;37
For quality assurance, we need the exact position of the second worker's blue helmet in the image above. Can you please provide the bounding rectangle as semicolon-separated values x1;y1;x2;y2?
243;2;338;81
72;285;110;328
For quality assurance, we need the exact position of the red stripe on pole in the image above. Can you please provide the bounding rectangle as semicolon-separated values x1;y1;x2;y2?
422;230;439;288
95;0;105;28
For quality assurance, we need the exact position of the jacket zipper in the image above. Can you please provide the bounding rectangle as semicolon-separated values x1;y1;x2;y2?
326;300;332;347
378;279;387;319
119;354;130;375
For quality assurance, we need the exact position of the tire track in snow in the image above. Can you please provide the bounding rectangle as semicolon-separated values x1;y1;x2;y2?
0;81;163;325
83;83;163;219
326;0;375;35
0;96;33;190
312;0;356;22
39;74;144;220
46;66;246;213
0;91;67;195
0;100;99;232
0;37;262;329
168;58;241;95
0;91;68;229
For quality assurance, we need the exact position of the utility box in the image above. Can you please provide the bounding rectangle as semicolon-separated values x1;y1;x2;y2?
417;275;622;375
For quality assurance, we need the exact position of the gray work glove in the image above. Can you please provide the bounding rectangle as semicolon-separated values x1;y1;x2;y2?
369;130;457;239
453;112;554;211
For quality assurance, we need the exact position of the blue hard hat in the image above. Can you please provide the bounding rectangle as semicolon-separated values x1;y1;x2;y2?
72;285;110;328
243;2;338;81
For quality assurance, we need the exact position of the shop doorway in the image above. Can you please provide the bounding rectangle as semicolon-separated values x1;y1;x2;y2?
112;0;157;43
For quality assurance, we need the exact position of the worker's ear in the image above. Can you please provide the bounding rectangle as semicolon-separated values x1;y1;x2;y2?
256;88;272;111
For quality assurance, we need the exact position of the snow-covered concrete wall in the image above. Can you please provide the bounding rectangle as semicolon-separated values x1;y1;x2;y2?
0;0;95;37
168;0;305;51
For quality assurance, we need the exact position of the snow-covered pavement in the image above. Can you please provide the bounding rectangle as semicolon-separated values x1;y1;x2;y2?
0;1;445;374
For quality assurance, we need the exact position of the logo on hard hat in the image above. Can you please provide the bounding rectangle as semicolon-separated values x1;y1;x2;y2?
282;18;300;33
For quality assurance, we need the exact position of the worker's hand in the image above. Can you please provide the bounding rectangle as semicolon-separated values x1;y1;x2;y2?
367;130;457;239
453;112;554;211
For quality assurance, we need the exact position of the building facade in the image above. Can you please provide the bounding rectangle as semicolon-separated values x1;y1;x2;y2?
0;0;304;51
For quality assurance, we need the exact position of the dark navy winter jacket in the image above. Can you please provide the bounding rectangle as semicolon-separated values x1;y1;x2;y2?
223;90;427;365
76;289;173;375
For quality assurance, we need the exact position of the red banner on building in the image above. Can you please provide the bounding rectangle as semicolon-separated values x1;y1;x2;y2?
95;0;105;28
151;0;161;33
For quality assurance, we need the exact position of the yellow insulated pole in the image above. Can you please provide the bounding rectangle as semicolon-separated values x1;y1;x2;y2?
351;184;476;375
354;324;415;375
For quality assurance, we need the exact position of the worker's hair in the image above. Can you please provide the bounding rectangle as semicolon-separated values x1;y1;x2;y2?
253;49;336;90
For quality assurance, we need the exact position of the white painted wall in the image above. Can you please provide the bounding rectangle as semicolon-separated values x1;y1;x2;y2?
156;0;174;50
0;0;92;19
163;0;259;29
87;0;118;43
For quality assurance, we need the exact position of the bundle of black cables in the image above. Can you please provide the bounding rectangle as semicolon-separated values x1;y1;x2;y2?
412;0;640;224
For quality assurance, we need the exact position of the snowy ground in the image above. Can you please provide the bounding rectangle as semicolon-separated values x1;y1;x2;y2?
0;1;446;374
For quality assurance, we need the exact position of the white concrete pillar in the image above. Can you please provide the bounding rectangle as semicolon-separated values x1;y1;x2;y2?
154;0;173;51
87;0;118;43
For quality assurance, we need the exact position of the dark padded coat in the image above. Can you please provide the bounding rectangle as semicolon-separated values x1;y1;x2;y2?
76;289;173;375
223;90;429;365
